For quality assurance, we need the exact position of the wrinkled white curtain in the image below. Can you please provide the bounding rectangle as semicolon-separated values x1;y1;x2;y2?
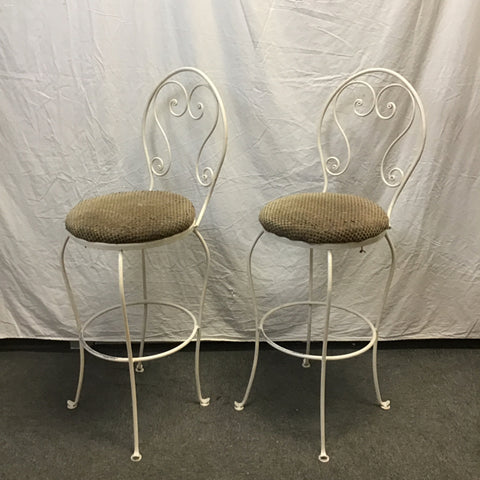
1;0;479;341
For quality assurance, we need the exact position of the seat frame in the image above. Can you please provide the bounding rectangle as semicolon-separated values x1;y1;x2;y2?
234;68;426;463
61;67;227;462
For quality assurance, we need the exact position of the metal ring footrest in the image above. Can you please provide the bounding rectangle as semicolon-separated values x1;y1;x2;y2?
79;300;198;363
260;301;377;361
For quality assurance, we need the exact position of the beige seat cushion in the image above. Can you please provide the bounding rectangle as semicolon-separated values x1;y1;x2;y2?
65;191;195;244
259;192;389;244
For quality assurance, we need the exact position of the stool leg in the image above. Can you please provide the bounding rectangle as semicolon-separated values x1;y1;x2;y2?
318;250;333;463
61;237;85;410
303;248;314;368
118;251;142;462
136;249;148;373
234;231;264;411
372;234;395;410
194;229;211;407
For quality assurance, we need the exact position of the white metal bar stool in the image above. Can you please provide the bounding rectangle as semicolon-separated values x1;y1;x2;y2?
61;67;228;461
234;68;426;462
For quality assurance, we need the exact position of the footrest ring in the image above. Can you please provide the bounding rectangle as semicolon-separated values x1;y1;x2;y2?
260;301;377;361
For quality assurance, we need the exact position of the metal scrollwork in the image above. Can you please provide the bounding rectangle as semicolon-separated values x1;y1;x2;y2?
375;84;400;120
168;94;205;121
142;68;228;225
326;156;341;173
169;98;184;117
150;156;170;177
167;82;206;121
164;81;189;119
378;84;415;187
144;79;218;188
190;84;219;187
197;166;214;187
188;98;205;121
384;166;404;187
352;81;376;117
322;76;416;188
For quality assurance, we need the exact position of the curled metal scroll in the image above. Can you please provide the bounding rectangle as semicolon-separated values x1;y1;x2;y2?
189;83;219;187
146;80;219;187
324;79;416;188
168;83;205;121
376;84;415;187
150;156;169;177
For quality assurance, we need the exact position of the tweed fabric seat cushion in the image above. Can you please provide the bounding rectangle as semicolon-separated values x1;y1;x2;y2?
65;191;196;244
259;192;389;244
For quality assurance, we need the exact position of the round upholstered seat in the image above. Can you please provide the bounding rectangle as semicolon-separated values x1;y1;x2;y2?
259;192;389;244
65;191;196;244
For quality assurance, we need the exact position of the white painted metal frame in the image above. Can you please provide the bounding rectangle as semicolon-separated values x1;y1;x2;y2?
61;67;228;462
234;68;426;463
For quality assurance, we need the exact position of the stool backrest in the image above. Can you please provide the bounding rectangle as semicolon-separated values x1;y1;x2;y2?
142;67;228;226
317;68;426;217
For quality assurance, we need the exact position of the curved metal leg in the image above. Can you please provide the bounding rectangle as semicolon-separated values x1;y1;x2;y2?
136;249;148;373
372;233;395;410
234;230;264;411
303;248;314;368
193;229;211;407
61;237;86;410
118;251;142;462
318;250;332;463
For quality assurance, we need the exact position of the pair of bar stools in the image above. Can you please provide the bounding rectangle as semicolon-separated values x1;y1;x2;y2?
60;67;426;462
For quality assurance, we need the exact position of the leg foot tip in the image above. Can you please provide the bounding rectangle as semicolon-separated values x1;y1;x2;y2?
380;400;391;410
135;364;144;373
67;400;78;410
319;453;330;463
302;359;311;368
131;452;142;462
234;401;244;411
200;397;210;407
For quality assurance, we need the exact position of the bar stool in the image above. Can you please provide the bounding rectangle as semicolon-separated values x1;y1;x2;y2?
61;67;228;461
235;68;426;462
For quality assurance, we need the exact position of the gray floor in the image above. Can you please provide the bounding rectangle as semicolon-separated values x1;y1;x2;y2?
0;341;478;480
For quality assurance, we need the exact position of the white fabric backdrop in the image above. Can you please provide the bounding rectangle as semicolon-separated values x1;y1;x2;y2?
1;0;479;341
